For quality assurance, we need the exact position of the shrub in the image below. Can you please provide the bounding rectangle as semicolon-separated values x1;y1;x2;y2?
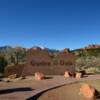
85;67;99;73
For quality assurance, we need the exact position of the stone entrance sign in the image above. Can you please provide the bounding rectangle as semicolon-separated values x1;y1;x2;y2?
22;47;75;76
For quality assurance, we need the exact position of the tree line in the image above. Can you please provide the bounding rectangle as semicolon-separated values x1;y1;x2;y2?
0;46;26;74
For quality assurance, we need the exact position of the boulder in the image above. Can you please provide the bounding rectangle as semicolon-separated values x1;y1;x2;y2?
75;72;82;79
80;83;95;99
8;74;18;79
64;71;70;78
34;72;45;80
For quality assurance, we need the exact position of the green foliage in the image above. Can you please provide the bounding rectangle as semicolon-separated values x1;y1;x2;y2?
13;47;26;64
85;67;99;73
73;48;100;72
72;48;100;57
0;46;27;65
0;55;8;73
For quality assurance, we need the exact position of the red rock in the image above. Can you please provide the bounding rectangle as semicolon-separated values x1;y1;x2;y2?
34;72;45;80
80;83;95;99
85;44;100;49
75;72;82;79
64;71;70;78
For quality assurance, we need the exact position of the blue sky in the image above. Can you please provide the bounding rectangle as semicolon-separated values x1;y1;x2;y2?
0;0;100;50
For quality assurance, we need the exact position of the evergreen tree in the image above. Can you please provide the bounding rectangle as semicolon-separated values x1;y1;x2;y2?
0;56;8;73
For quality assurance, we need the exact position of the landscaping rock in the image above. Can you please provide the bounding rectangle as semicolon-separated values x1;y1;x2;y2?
80;83;95;99
34;72;45;80
75;72;82;79
64;71;70;78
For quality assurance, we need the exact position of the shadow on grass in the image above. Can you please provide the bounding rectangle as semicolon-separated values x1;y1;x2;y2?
0;87;33;95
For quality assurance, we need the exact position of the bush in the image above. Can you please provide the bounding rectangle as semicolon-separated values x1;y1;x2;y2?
85;67;99;73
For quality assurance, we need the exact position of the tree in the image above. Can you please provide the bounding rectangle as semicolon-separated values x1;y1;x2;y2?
0;56;8;73
10;55;16;65
14;47;26;64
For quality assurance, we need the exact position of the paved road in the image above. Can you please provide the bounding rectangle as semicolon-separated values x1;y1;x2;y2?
0;75;100;100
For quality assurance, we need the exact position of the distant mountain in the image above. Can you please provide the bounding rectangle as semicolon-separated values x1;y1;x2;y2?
0;46;13;53
32;46;59;53
0;46;12;50
0;44;100;56
44;48;59;53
